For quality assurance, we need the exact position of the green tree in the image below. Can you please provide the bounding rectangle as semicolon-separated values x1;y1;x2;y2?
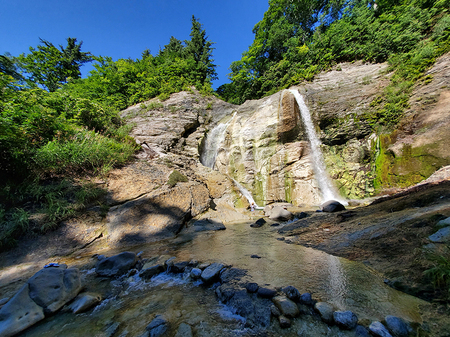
16;37;92;92
185;15;217;84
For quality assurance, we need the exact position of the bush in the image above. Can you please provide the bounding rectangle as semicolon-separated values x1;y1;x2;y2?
167;170;188;187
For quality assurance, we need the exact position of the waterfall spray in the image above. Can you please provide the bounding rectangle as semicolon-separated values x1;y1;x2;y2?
289;89;346;204
200;112;236;169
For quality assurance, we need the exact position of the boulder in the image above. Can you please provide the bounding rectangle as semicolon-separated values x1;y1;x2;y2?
268;206;294;221
96;251;137;277
250;218;266;228
428;226;450;243
384;315;409;337
185;219;226;233
68;292;102;314
0;285;45;337
282;285;301;302
314;302;335;324
257;287;277;299
333;310;358;330
300;292;314;305
190;268;202;279
437;217;450;227
278;315;291;328
246;283;259;293
28;265;82;314
201;262;224;283
174;322;193;337
355;325;371;337
272;296;299;318
146;315;168;337
321;200;346;213
369;321;393;337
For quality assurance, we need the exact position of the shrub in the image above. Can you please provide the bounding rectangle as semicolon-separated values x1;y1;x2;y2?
167;170;188;187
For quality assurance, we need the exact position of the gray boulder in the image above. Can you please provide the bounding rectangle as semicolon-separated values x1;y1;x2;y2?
314;302;335;324
384;315;409;337
355;325;371;337
146;315;168;337
190;268;202;279
269;206;293;221
96;251;137;277
428;226;450;243
68;292;102;314
0;285;45;337
0;265;82;337
333;310;358;330
28;265;82;314
174;322;193;337
369;321;393;337
300;292;314;305
282;285;301;302
272;295;299;318
321;200;346;213
201;262;224;283
278;315;291;328
257;287;277;298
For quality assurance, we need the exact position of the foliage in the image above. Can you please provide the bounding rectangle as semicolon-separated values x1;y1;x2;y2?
219;0;450;115
167;170;188;187
424;245;450;299
0;206;29;251
15;37;93;92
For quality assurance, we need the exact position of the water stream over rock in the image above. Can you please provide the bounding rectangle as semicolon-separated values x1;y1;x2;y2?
288;89;345;205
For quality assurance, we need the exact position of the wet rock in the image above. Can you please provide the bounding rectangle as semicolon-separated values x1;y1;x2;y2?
300;292;314;305
174;322;193;337
437;217;450;227
185;219;226;233
251;254;262;259
384;315;409;337
270;304;281;317
278;315;291;328
355;325;371;337
428;226;450;243
220;268;247;284
96;252;137;277
333;310;358;330
314;302;335;324
104;321;120;337
257;287;277;299
246;283;259;293
190;268;202;279
282;285;301;302
198;262;210;270
298;303;314;315
170;261;189;273
68;292;102;314
201;262;224;283
0;284;45;337
146;315;168;337
28;265;82;314
250;218;266;228
272;295;299;318
269;206;294;221
321;200;346;213
369;321;393;337
139;264;165;280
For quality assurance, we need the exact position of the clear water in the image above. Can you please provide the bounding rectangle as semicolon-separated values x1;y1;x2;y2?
20;220;426;337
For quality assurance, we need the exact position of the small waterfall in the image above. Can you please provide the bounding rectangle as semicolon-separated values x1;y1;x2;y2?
232;179;259;208
289;89;345;204
200;112;236;169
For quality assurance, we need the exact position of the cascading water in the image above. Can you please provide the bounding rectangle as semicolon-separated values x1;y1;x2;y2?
288;89;346;204
200;112;236;169
232;178;259;208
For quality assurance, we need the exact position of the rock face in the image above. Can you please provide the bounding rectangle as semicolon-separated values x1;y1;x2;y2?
0;265;82;337
107;181;210;244
95;252;137;277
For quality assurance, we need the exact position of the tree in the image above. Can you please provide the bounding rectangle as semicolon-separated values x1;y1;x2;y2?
185;15;217;84
16;37;92;92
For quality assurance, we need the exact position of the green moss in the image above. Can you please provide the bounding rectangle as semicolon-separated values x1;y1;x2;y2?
373;134;449;192
284;171;293;203
167;170;188;187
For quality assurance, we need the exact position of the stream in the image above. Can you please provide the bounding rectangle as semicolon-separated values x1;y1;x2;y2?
20;218;426;337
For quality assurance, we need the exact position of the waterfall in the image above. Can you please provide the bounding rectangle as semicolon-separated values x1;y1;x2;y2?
289;89;345;204
200;112;236;169
232;179;260;208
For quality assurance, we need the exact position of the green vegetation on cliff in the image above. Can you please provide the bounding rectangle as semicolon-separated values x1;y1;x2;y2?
0;16;216;250
219;0;450;118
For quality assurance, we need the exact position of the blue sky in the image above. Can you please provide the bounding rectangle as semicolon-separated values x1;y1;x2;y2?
0;0;269;88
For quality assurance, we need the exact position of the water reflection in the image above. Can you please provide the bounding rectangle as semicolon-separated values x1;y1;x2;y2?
169;221;425;322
